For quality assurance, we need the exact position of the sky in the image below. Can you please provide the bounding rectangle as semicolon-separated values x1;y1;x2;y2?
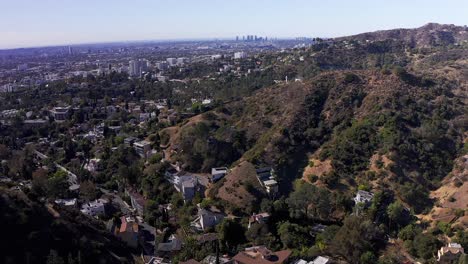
1;0;467;49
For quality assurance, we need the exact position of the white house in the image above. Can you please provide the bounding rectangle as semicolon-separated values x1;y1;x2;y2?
192;208;224;231
353;190;374;205
256;167;278;196
81;198;108;217
55;198;77;207
211;167;228;182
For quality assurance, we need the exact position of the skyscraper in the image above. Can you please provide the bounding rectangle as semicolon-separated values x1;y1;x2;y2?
68;46;73;55
129;60;140;77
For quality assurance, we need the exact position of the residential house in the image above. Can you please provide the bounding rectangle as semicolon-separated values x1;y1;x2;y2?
353;190;374;205
157;234;182;257
294;256;331;264
126;189;147;215
311;256;331;264
437;243;465;264
134;140;152;158
145;257;170;264
196;233;218;244
23;119;47;128
118;216;139;248
248;212;270;229
232;246;291;264
201;255;231;264
84;158;101;173
172;175;200;202
50;107;70;121
192;208;224;231
54;198;77;208
80;198;108;217
311;224;327;234
124;136;138;146
139;112;152;122
211;167;228;182
256;167;278;196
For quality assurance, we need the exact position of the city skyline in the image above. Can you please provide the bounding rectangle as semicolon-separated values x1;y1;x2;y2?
1;0;467;49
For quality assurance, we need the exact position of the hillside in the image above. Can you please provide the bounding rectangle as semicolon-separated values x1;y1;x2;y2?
337;23;468;48
0;188;133;263
161;27;467;220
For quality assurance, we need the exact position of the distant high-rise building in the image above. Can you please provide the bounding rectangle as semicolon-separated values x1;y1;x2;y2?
68;46;73;55
234;51;247;59
176;57;190;66
17;63;28;71
166;58;177;66
129;60;139;76
155;61;169;71
236;36;239;41
140;59;149;72
129;59;150;77
242;36;245;41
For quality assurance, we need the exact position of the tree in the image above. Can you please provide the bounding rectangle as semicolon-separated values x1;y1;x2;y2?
46;250;65;264
360;251;377;264
454;230;468;251
277;221;310;249
398;224;421;241
31;168;48;195
315;225;340;251
260;198;273;213
287;182;332;220
330;216;383;264
412;233;440;260
0;144;11;159
287;182;316;218
47;170;69;198
80;181;98;201
217;219;245;252
387;201;408;232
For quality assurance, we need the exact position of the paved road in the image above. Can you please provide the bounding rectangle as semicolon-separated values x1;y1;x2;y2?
34;150;78;185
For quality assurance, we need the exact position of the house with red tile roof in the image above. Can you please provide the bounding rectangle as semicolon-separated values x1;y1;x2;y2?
118;216;139;248
232;246;291;264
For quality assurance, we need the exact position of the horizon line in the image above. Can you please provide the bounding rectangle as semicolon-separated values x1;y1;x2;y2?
0;36;319;51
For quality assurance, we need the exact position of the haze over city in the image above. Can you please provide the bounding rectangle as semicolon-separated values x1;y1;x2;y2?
1;0;467;49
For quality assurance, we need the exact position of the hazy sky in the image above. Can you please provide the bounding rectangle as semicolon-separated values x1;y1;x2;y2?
1;0;467;49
